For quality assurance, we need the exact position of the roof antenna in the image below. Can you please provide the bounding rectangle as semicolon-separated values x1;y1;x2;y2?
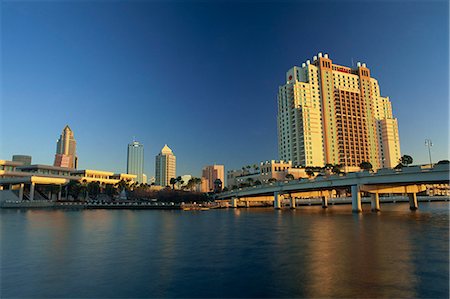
351;57;354;68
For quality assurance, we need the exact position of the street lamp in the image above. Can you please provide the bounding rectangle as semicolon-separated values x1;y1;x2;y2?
425;139;433;166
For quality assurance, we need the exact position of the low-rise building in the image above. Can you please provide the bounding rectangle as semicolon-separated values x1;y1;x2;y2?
0;160;136;201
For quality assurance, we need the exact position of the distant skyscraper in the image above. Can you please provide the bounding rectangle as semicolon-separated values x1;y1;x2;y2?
127;140;144;183
155;144;176;187
54;125;78;169
277;53;401;169
12;155;32;165
202;165;225;192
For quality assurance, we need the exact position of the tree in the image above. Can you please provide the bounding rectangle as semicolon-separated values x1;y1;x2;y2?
87;181;100;200
253;164;260;173
400;155;413;166
105;184;117;200
115;179;129;192
306;169;315;177
437;160;449;165
246;178;254;186
254;180;262;186
222;187;229;192
175;176;184;189
67;181;82;201
213;179;223;192
332;164;343;175
285;173;295;180
170;178;177;190
394;163;403;170
324;163;333;170
359;161;373;171
268;178;277;183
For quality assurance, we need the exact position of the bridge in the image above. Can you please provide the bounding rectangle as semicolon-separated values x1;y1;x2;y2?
216;164;450;212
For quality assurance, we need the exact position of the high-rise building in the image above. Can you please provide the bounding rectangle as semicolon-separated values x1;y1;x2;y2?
201;164;225;192
277;53;401;169
54;125;78;169
155;144;176;187
127;140;144;183
12;155;32;165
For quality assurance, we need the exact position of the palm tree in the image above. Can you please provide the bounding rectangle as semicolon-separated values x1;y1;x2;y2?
400;155;413;166
359;161;373;171
306;169;315;177
67;180;82;201
87;181;100;200
170;178;177;190
332;164;343;175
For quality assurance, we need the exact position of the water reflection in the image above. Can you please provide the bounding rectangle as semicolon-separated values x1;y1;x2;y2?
1;203;448;298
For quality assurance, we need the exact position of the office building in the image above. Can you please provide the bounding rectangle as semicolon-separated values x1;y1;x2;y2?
127;140;144;183
12;155;32;165
277;53;401;169
202;164;225;192
155;144;176;187
54;125;78;169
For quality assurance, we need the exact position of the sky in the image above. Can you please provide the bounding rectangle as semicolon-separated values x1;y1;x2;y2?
1;0;449;178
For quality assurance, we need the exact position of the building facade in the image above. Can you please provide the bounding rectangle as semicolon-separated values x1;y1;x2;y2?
54;125;78;169
127;140;144;183
155;144;176;187
226;160;310;189
277;53;401;169
12;155;32;165
201;165;225;192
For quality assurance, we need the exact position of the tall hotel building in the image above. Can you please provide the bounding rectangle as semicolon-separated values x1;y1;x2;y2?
155;144;176;187
277;53;401;169
127;140;144;183
54;125;78;169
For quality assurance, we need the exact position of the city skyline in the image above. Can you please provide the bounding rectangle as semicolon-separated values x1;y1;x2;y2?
2;1;448;177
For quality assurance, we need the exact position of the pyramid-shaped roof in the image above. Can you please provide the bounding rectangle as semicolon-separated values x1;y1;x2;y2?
161;144;173;155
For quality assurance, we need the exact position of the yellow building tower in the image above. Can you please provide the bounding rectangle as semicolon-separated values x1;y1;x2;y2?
277;53;401;169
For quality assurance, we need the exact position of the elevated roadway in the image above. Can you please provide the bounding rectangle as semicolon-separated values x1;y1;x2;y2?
216;164;449;212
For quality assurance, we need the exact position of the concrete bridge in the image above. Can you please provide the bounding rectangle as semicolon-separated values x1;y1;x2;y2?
216;164;450;212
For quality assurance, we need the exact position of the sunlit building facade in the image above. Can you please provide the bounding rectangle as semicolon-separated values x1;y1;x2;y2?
201;164;225;192
277;53;401;169
54;125;78;169
155;144;176;187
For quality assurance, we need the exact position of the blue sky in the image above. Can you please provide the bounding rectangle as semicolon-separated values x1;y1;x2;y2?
1;0;448;177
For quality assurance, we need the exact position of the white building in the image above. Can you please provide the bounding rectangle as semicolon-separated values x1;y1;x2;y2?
155;145;176;187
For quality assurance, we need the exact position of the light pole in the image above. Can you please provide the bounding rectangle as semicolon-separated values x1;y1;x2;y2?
425;139;433;166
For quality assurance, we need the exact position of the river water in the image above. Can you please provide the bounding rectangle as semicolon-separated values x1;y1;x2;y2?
1;202;449;298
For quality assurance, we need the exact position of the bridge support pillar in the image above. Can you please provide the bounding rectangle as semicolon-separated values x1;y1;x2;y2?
29;182;35;201
408;193;418;210
371;193;380;212
290;197;296;209
58;185;62;201
230;197;238;208
245;201;250;208
322;196;328;209
19;183;24;201
274;192;281;210
351;185;362;213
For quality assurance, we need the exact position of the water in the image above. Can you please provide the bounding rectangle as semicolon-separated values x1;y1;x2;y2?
1;202;449;298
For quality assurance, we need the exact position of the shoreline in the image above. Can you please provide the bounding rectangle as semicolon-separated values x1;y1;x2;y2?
1;196;448;210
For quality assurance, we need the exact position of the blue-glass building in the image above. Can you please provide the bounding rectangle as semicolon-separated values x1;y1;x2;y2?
127;141;144;183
